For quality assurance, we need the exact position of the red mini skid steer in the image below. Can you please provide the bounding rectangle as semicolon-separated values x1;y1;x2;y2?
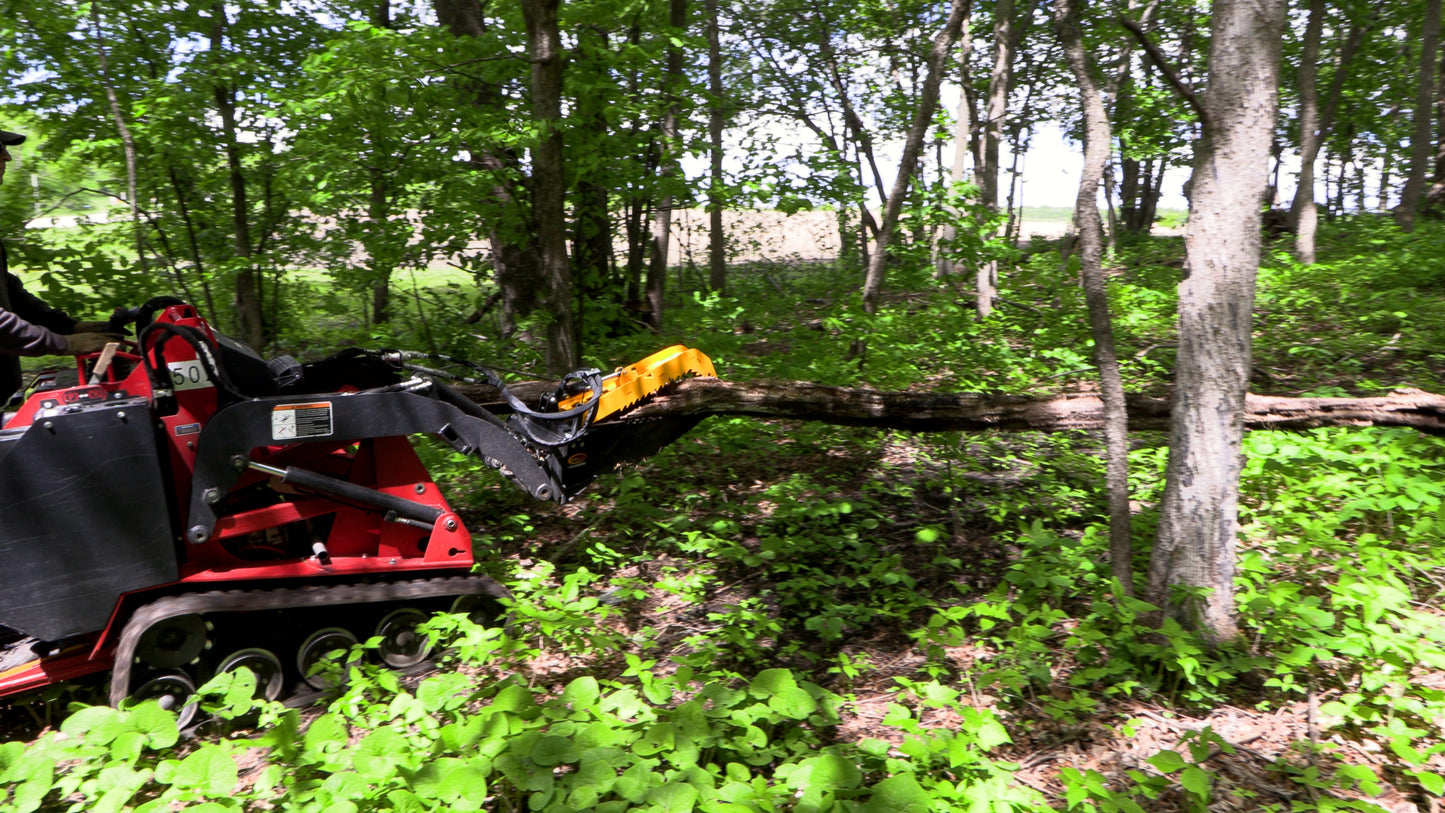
0;298;715;723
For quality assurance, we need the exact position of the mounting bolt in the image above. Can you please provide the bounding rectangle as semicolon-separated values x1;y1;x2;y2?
444;518;458;532
414;483;426;494
116;411;127;422
188;526;209;544
202;488;223;505
231;455;249;472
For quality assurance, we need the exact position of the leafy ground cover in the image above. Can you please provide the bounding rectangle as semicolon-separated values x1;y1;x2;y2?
4;218;1445;811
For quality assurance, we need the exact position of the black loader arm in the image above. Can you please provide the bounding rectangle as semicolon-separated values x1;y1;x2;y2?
184;347;718;543
184;388;565;544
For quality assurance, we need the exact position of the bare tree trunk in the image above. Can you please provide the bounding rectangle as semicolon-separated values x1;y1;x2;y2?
1431;26;1445;211
1148;0;1287;645
706;0;727;293
1292;4;1366;262
646;0;687;330
368;168;392;324
1290;0;1324;262
933;9;973;279
209;3;264;350
860;0;969;314
975;0;1014;319
1398;0;1441;231
89;2;148;278
521;0;578;373
1056;0;1132;595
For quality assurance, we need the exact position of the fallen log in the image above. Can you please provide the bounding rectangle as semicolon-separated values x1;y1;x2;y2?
460;379;1445;435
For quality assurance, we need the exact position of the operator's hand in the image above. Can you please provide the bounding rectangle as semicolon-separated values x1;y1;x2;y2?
64;332;125;355
72;320;112;333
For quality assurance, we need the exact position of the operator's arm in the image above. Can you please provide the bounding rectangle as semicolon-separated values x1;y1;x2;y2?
3;273;77;337
0;305;69;356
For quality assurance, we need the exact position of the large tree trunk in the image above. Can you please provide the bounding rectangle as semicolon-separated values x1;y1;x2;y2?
1148;0;1287;645
1398;0;1441;232
860;0;969;314
706;0;727;293
975;0;1015;319
521;0;578;373
1056;0;1132;594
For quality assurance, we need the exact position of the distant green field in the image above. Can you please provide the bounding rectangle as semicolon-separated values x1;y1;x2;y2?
1019;205;1188;223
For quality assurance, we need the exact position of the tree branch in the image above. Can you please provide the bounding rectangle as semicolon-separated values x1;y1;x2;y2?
1117;16;1209;129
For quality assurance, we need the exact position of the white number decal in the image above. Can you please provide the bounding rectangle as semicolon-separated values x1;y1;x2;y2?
166;360;213;392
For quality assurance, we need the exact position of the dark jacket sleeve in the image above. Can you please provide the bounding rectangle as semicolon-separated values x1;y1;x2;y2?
5;274;78;335
0;244;77;357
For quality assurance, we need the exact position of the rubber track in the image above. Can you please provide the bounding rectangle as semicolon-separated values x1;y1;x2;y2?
108;574;508;708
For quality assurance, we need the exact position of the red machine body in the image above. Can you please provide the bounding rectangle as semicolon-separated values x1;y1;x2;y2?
0;302;712;715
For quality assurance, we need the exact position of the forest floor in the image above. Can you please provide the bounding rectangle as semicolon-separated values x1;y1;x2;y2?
460;421;1440;813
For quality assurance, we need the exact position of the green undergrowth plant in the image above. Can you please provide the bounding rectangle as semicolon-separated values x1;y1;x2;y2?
1;607;1046;812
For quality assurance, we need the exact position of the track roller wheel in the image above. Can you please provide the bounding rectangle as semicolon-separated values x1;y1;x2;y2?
297;627;357;690
130;671;199;728
135;614;208;669
449;594;501;626
215;648;285;701
375;609;432;669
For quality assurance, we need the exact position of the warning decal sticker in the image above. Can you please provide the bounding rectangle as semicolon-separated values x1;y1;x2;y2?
272;401;334;441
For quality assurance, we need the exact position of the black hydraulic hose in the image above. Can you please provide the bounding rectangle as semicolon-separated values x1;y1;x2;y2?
249;462;444;526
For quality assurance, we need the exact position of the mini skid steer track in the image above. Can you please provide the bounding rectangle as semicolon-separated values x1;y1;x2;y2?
0;298;715;723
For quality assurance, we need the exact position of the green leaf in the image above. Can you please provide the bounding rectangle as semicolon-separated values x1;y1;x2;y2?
769;685;818;719
748;668;798;697
1409;770;1445;796
645;781;699;813
789;754;861;791
1180;765;1211;800
1147;749;1187;774
562;676;600;710
862;774;931;813
530;734;580;766
170;743;238;797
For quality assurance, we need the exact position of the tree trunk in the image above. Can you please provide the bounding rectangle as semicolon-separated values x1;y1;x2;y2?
368;168;392;324
1398;0;1441;231
1430;17;1445;211
975;0;1015;319
89;1;148;279
465;378;1445;438
521;0;578;373
1290;0;1324;263
1148;0;1287;645
1055;0;1132;595
706;0;727;293
860;0;969;314
646;0;687;331
932;16;974;279
209;2;264;350
1292;3;1366;262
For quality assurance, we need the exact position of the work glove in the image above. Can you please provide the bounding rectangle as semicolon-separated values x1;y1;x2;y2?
64;332;125;355
76;308;138;335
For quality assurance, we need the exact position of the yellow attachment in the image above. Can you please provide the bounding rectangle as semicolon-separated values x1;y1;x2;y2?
559;345;716;421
